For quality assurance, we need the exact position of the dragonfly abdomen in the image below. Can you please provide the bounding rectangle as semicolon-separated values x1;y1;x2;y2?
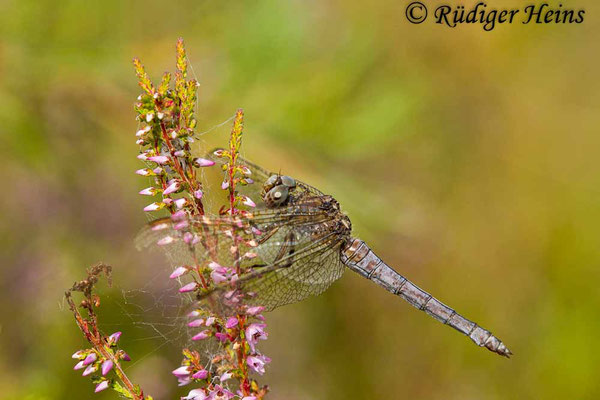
341;239;512;358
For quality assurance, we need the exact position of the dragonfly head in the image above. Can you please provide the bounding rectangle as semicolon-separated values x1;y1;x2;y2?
262;175;297;208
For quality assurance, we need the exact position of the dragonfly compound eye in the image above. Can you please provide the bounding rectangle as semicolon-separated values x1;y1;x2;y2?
264;185;289;207
264;175;279;191
280;175;296;189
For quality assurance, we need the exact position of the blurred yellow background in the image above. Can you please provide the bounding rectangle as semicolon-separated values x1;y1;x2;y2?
1;0;599;398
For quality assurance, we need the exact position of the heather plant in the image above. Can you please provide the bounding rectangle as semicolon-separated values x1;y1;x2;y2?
68;39;269;400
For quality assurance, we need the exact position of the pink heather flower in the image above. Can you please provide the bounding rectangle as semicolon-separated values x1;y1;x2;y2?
173;366;193;385
193;158;216;167
243;251;258;259
82;352;97;366
152;167;164;175
135;127;150;137
107;331;122;345
172;366;191;378
82;364;98;376
246;306;265;315
170;266;188;279
188;310;200;318
95;381;110;393
221;180;229;190
183;232;194;244
157;112;164;120
71;350;85;359
135;168;153;176
148;155;170;164
156;235;175;245
214;332;228;343
205;316;216;326
183;388;208;400
246;323;268;351
171;209;186;220
208;261;222;270
146;113;154;122
242;196;256;208
163;181;181;195
179;282;197;293
187;319;204;328
225;317;238;329
143;202;163;212
192;369;209;379
251;227;262;235
174;220;189;230
246;354;270;375
151;222;170;231
174;150;186;157
137;153;149;161
101;360;113;376
121;353;131;361
210;269;228;284
192;330;210;341
73;361;85;370
213;149;225;157
136;138;145;145
208;385;234;400
193;189;203;199
241;397;257;400
139;187;157;196
240;165;252;175
174;198;188;209
220;371;233;382
178;377;191;387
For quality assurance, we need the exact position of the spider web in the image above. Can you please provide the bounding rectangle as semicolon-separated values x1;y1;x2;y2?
112;117;241;363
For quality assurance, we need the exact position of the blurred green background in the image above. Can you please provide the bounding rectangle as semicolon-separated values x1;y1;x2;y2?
1;0;599;398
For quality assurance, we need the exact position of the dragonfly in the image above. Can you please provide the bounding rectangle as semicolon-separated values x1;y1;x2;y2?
137;150;512;358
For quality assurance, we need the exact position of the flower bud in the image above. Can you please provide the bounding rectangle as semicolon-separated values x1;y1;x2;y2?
192;330;210;341
82;364;98;376
179;282;197;293
107;332;122;345
143;202;164;212
156;235;175;245
139;187;158;196
82;352;97;366
225;317;238;329
192;369;208;380
163;181;181;195
101;360;114;376
135;168;155;176
193;158;216;167
170;266;188;279
95;381;110;393
172;366;191;377
148;155;170;164
242;196;256;208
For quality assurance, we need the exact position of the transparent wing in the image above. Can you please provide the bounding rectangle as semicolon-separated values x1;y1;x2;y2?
207;148;326;206
199;230;346;311
136;206;346;311
245;237;345;310
135;206;332;268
